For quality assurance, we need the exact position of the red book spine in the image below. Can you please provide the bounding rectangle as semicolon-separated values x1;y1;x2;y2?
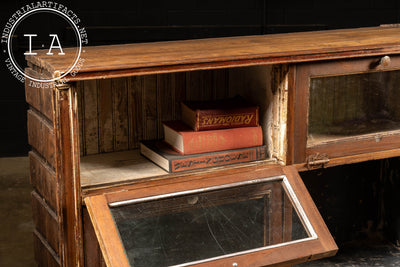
163;121;263;155
195;107;259;131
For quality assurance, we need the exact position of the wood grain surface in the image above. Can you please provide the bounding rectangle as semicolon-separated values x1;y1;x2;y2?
26;27;400;80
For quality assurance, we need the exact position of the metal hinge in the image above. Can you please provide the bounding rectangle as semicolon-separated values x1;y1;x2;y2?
306;153;330;169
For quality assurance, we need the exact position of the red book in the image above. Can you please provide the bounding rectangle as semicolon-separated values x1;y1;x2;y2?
163;120;263;155
181;98;259;131
140;140;267;173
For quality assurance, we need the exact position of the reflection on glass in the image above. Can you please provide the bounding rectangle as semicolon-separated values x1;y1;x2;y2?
308;70;400;146
110;179;310;267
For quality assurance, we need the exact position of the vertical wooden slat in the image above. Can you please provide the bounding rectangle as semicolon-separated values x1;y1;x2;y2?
83;80;99;155
112;78;129;151
186;70;214;101
128;76;143;149
98;79;114;152
54;85;83;267
157;73;176;137
76;81;85;157
173;72;187;119
213;68;229;99
143;75;158;140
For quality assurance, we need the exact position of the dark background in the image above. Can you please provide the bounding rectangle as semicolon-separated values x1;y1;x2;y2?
1;0;400;156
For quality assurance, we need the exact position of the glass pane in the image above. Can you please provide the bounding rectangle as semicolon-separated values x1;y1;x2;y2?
308;70;400;146
110;178;311;267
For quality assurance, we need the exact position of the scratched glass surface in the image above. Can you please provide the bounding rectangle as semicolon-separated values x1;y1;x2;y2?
308;70;400;146
110;180;309;267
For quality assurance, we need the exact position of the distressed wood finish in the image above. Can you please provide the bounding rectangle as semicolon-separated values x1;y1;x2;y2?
27;109;56;166
33;230;61;267
85;196;130;267
53;84;83;267
25;68;54;121
26;27;400;80
29;151;58;211
32;191;60;254
83;208;107;267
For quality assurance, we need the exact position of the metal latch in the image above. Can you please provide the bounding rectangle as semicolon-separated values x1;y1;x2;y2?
306;153;330;169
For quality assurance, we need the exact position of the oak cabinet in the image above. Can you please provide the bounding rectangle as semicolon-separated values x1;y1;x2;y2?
24;26;400;266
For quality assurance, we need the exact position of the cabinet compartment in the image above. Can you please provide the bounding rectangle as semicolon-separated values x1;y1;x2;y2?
77;65;290;188
308;70;400;146
291;56;400;167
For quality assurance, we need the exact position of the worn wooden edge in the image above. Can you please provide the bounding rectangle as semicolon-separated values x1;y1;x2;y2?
295;148;400;172
50;47;400;82
283;166;338;255
53;86;84;266
25;26;400;76
84;195;130;267
103;164;283;204
81;159;280;198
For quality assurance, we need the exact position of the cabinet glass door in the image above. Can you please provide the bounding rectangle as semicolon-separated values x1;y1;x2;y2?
308;70;400;146
292;56;400;165
85;166;337;267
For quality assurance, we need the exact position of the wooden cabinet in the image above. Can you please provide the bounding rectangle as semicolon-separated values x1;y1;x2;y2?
24;26;400;266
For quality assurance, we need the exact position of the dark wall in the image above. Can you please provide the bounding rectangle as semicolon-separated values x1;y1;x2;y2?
1;0;400;156
301;157;400;246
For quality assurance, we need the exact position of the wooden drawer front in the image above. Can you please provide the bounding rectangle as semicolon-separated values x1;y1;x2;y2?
32;190;60;255
25;68;54;122
33;230;61;267
29;151;58;212
27;109;55;167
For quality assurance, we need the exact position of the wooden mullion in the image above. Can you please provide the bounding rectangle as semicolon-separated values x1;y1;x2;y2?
54;84;83;267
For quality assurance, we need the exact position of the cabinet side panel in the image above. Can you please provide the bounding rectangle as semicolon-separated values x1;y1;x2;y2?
33;230;61;267
29;151;58;211
32;191;60;255
25;68;54;122
27;109;56;167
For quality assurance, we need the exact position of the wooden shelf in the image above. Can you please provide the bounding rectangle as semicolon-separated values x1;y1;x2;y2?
80;149;277;189
80;150;168;188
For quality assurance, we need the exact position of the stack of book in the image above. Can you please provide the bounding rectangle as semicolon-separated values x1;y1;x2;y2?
140;97;267;173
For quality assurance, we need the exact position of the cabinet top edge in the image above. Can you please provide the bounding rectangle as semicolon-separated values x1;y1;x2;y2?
26;26;400;80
